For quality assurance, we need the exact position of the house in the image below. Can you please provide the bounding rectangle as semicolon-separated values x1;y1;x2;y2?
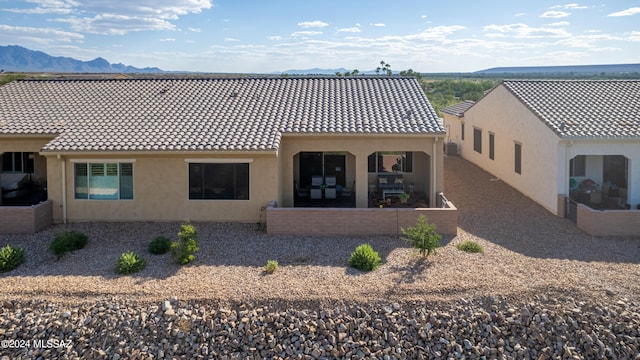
0;76;447;230
443;80;640;236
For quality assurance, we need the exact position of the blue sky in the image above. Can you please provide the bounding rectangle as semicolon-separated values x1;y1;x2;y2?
1;0;639;73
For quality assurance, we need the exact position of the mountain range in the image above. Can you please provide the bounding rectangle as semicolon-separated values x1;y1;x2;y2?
0;45;162;73
1;45;639;75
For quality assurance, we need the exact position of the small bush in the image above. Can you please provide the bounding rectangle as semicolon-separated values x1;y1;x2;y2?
0;245;25;273
401;214;442;257
171;222;200;265
148;236;172;255
265;260;279;274
50;230;88;258
348;243;382;272
456;240;484;253
117;251;146;274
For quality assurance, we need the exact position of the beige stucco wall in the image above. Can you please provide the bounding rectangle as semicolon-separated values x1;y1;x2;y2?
46;152;278;223
456;85;561;214
278;134;444;208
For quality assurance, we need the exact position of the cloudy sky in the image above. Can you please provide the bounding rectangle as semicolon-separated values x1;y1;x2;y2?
1;0;639;73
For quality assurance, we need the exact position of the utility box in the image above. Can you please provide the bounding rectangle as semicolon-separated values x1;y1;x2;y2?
445;142;458;156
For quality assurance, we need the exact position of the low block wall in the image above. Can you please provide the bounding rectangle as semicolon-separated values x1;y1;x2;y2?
267;202;458;236
577;203;640;237
0;200;53;234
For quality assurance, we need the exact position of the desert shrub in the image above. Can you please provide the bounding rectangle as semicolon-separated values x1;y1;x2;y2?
265;259;279;274
117;251;146;274
50;230;88;258
148;236;172;255
348;243;382;272
171;222;200;265
0;245;25;272
456;240;484;253
401;214;442;257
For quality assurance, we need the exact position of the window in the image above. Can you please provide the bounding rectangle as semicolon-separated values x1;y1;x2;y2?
368;152;413;173
489;132;495;160
473;128;482;153
515;143;522;174
461;122;465;141
189;163;249;200
74;162;133;200
569;155;586;177
1;152;34;173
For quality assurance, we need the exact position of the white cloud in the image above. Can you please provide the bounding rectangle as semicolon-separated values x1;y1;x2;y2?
372;23;386;27
297;21;328;28
552;4;589;10
11;0;213;35
338;27;361;33
548;21;570;27
0;24;83;44
268;36;282;41
160;38;175;42
291;31;323;37
607;7;640;17
540;11;570;18
188;27;201;33
484;23;571;39
224;37;240;42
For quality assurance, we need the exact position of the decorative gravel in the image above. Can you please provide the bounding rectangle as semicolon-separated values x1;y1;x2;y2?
0;156;638;359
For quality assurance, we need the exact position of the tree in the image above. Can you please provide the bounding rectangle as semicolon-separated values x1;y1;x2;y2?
376;61;392;75
401;214;442;257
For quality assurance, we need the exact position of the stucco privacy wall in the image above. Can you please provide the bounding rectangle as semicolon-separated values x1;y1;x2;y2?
0;200;52;234
46;153;278;223
458;85;561;214
577;204;640;236
278;135;444;208
267;204;458;236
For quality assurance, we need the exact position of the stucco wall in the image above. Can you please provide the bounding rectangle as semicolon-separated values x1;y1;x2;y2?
456;85;561;214
577;203;640;237
267;203;458;236
46;153;278;223
0;200;52;234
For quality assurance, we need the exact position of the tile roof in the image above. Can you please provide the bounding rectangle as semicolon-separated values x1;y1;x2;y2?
0;76;444;152
501;80;640;139
440;100;475;117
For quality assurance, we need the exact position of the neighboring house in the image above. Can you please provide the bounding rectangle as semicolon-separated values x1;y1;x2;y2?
442;80;640;235
0;76;445;224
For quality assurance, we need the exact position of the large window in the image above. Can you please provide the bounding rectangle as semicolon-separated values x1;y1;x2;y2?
74;162;133;200
473;128;482;153
514;143;522;174
368;152;413;173
189;163;249;200
1;152;34;173
569;155;586;177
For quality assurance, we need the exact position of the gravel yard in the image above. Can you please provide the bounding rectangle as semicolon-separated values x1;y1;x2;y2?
1;156;638;304
1;156;639;359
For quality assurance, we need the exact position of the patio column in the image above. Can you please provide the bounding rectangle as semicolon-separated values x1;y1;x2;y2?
355;151;369;208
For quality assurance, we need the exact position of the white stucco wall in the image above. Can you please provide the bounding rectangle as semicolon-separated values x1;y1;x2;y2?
454;85;562;214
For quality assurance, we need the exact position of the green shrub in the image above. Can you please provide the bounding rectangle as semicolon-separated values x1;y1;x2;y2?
50;230;88;258
0;245;25;273
148;236;172;255
265;259;279;274
456;240;484;253
401;214;442;257
171;222;200;265
348;243;382;272
117;251;146;274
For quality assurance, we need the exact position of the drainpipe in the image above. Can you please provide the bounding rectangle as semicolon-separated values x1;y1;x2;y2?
432;137;438;208
565;141;572;218
58;154;67;224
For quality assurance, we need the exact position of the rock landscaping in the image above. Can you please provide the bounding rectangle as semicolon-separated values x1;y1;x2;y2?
1;296;638;359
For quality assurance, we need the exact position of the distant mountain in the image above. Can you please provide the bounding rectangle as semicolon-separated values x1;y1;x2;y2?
0;45;163;73
475;64;640;75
